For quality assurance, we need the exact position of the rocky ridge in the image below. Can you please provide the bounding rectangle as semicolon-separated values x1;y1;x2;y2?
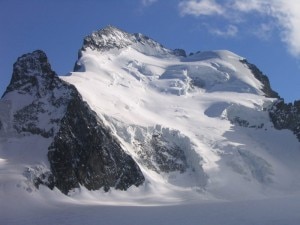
240;59;280;99
74;26;185;72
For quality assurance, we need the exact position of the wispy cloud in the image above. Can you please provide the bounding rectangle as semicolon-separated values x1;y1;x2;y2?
179;0;224;16
141;0;158;7
252;23;275;41
231;0;270;13
209;25;238;37
178;0;300;57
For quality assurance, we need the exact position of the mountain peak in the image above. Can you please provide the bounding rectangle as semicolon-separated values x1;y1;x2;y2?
13;50;53;77
102;25;125;33
3;50;56;97
80;25;172;56
82;25;133;52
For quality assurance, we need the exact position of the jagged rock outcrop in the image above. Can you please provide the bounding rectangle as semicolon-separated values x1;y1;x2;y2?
2;50;74;137
48;91;145;194
2;50;145;194
135;131;188;174
173;49;187;57
240;59;280;98
3;50;56;97
269;99;300;141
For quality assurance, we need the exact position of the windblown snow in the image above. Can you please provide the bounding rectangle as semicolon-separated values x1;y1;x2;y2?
1;26;300;225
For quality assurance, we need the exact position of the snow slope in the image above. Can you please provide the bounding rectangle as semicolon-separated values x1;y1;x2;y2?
63;28;300;200
1;26;300;224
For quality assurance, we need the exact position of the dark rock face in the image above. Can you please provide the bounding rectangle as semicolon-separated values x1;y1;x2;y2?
23;166;55;191
129;126;196;175
230;116;264;129
269;99;300;141
240;59;280;98
48;92;145;194
135;132;188;173
3;50;145;194
82;26;133;52
3;50;74;137
3;50;56;97
173;49;187;57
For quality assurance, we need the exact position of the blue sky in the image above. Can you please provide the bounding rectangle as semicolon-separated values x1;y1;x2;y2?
0;0;299;102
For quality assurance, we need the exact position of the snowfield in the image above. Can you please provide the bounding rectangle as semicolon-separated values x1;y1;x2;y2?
1;186;300;225
1;27;300;224
64;43;300;199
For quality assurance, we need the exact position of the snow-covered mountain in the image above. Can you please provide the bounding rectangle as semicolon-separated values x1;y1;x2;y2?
1;26;300;217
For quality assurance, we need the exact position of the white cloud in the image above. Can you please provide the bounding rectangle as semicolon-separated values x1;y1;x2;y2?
231;0;270;13
179;0;224;16
178;0;300;57
252;23;274;40
235;0;300;57
209;25;238;37
141;0;158;7
270;0;300;57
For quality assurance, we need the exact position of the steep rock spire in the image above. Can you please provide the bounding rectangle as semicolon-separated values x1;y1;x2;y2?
1;50;145;194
